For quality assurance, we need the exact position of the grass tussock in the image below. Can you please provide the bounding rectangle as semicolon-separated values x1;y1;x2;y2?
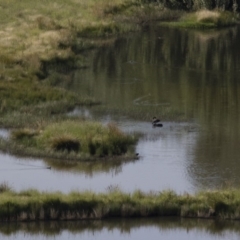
0;188;240;221
7;120;137;160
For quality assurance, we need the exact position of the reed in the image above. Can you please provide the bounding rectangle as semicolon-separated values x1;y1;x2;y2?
6;120;137;160
1;188;240;221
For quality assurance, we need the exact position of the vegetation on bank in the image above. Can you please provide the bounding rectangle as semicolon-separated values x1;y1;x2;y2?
0;0;237;115
0;184;240;221
0;120;137;160
0;0;182;132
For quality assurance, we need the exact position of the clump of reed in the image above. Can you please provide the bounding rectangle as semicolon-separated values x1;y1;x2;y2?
9;120;137;159
1;188;240;221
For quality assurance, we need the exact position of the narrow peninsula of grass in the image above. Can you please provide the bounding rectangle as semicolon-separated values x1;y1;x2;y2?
161;10;237;28
1;186;240;221
3;120;137;160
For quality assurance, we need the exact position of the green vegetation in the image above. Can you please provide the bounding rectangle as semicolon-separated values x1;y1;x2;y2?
5;120;137;160
1;185;240;221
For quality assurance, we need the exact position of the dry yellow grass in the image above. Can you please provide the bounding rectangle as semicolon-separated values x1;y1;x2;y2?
196;10;220;22
0;0;126;66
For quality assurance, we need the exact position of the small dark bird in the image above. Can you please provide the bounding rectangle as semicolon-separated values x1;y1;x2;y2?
152;117;163;127
134;153;140;159
152;117;160;124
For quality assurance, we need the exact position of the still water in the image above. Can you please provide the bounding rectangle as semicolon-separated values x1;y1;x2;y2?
0;218;240;240
1;26;240;194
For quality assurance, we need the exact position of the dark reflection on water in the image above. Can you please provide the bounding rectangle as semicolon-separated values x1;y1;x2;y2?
44;157;137;176
0;218;240;239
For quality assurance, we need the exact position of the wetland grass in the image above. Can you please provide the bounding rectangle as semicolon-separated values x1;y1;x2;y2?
4;120;137;160
1;188;240;221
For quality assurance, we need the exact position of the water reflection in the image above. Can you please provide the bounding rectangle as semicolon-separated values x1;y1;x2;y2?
44;157;133;176
0;218;240;240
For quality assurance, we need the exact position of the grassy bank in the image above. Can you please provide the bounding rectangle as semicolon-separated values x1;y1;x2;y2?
0;185;240;221
0;0;183;128
0;1;237;124
0;120;137;160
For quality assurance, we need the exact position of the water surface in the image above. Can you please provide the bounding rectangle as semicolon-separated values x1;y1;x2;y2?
1;26;240;194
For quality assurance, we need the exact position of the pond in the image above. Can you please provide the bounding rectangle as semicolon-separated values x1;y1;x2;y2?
1;25;240;195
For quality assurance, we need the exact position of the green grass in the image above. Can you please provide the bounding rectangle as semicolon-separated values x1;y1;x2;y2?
0;0;128;125
0;187;240;221
6;120;137;160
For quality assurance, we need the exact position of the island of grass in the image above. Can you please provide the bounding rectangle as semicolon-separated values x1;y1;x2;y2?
2;120;138;161
1;183;240;221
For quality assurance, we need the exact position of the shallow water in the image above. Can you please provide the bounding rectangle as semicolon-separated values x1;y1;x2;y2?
1;26;240;195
